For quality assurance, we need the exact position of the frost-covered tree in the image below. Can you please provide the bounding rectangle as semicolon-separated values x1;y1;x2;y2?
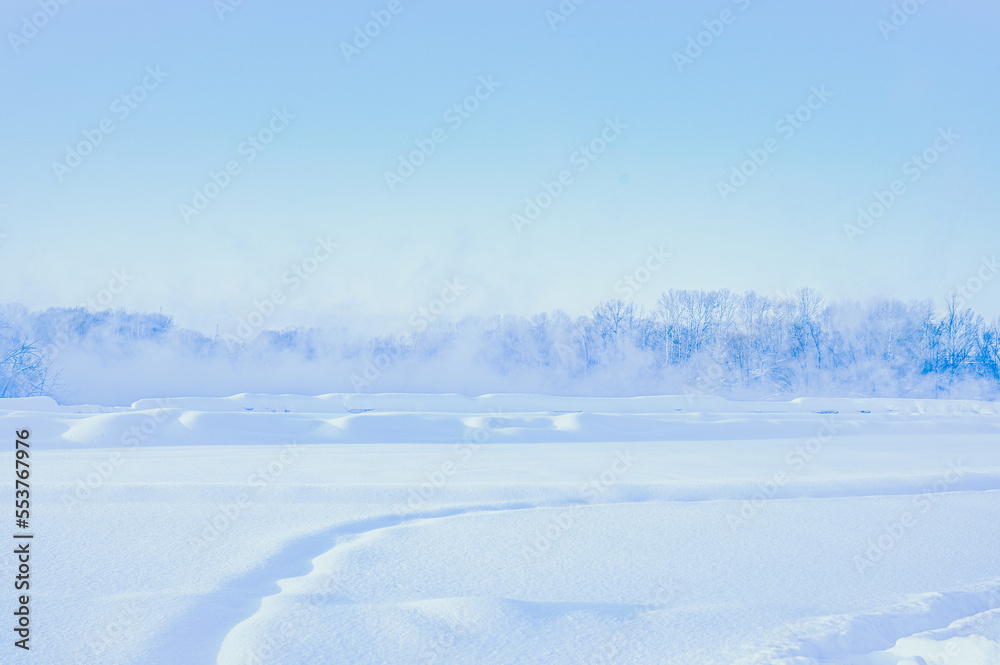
3;293;1000;403
0;335;52;398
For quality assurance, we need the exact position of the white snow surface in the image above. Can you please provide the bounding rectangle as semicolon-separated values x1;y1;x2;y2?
2;393;999;664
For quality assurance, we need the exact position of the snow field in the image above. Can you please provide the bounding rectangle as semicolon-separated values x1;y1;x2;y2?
1;393;998;664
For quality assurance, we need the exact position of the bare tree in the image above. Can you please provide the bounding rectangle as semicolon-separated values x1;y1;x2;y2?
0;337;53;398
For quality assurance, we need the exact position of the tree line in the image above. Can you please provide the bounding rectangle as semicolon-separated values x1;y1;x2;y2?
1;288;998;401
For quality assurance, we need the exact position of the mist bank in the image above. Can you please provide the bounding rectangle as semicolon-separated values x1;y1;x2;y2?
1;288;998;405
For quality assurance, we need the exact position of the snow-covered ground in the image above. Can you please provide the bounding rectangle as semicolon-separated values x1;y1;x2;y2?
3;393;999;664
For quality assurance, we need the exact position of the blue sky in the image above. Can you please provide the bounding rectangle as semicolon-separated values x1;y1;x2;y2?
2;0;998;333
